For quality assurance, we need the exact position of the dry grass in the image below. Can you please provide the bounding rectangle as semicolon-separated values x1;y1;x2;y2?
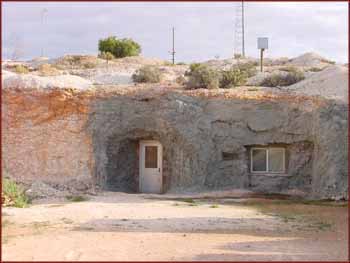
53;55;99;69
235;198;347;232
65;195;89;202
37;64;60;76
14;65;29;74
308;67;323;72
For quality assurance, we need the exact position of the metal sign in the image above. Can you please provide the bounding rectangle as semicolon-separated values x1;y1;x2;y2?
257;37;269;72
258;37;268;50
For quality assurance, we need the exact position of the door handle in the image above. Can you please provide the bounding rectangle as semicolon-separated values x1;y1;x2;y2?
158;168;160;172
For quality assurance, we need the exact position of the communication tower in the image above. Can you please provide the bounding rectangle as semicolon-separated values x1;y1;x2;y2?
234;1;245;58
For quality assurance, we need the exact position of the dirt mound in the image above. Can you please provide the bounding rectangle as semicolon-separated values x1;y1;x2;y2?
52;55;102;69
287;52;335;67
112;56;166;66
2;71;93;90
288;65;348;102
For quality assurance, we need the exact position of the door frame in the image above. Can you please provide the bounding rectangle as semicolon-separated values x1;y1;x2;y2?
139;140;163;193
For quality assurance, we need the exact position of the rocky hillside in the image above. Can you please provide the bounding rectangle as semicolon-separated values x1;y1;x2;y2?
3;52;346;101
2;52;348;200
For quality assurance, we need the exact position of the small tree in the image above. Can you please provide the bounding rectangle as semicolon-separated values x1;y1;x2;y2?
98;51;114;68
98;36;116;55
115;38;141;58
98;36;141;58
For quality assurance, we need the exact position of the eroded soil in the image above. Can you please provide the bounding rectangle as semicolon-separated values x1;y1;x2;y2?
2;192;348;261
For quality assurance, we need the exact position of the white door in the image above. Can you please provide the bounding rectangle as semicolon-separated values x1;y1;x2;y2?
139;141;162;193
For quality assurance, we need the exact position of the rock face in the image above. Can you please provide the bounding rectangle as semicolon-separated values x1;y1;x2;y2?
3;88;347;199
2;69;348;200
2;84;94;192
87;89;347;199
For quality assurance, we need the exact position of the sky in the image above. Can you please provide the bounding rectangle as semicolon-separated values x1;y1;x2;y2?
2;1;348;63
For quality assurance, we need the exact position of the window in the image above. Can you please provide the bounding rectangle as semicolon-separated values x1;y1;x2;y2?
145;146;158;168
250;147;285;173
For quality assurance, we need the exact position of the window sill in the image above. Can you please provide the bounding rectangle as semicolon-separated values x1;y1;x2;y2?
250;172;290;177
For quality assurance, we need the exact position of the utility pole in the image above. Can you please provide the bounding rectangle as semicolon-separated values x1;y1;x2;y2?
241;1;245;58
171;27;175;64
40;8;48;57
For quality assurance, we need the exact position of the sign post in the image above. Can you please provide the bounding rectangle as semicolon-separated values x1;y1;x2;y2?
257;37;268;72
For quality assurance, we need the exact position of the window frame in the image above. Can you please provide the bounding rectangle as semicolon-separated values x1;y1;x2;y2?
250;147;286;174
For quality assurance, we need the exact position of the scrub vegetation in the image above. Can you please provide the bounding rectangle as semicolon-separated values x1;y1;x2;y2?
2;178;29;208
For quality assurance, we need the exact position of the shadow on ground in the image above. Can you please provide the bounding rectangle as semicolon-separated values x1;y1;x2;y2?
71;216;300;235
192;239;344;261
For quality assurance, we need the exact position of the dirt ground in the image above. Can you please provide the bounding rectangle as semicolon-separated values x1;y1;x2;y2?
2;192;348;261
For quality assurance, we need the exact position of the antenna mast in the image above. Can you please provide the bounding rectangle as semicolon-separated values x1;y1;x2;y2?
234;1;245;58
171;27;175;64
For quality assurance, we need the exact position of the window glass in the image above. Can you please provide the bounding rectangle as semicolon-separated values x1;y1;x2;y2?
268;148;285;172
252;149;267;172
145;146;158;168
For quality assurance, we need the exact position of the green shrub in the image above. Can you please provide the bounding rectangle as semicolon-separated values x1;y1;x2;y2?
235;61;258;77
220;67;248;89
98;36;141;58
185;63;219;89
2;178;29;208
219;61;257;89
14;65;29;74
260;70;305;87
187;63;201;73
184;62;257;89
176;62;186;65
132;65;162;83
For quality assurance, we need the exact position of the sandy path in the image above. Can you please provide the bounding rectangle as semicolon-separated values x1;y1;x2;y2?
2;192;348;261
